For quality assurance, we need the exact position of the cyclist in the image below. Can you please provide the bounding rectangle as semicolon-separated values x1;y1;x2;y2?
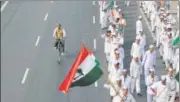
53;24;66;55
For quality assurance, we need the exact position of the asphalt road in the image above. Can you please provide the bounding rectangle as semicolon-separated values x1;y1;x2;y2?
1;1;166;102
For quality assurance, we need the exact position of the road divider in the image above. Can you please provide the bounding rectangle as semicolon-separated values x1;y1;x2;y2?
1;1;9;12
21;68;30;84
35;36;41;47
44;13;48;21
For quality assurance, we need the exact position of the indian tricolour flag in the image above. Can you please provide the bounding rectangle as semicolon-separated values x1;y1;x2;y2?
59;45;103;93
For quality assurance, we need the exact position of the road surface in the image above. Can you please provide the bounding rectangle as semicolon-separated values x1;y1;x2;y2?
1;1;166;102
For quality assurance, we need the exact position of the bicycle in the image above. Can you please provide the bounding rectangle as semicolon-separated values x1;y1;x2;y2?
57;39;64;64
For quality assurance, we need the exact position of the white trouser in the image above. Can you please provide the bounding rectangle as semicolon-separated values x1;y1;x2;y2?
159;44;164;57
131;77;141;93
101;14;108;28
105;53;110;62
144;69;149;84
147;94;155;102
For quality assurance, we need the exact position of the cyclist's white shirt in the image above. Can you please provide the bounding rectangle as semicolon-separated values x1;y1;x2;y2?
53;27;66;38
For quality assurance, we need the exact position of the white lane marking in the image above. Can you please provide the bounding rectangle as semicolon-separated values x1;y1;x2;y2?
93;16;96;24
21;68;30;84
1;1;9;12
44;13;48;21
93;1;95;5
35;36;41;46
95;81;98;87
50;1;54;3
93;38;96;50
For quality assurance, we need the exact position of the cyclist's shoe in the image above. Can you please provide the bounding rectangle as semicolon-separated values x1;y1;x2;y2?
61;52;64;56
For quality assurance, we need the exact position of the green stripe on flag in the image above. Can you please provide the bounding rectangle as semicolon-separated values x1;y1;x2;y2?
172;36;180;47
175;71;179;83
71;65;103;87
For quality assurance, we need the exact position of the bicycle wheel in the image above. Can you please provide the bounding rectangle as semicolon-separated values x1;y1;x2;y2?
58;41;62;64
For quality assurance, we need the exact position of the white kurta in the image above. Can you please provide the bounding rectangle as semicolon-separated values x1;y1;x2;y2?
136;20;143;35
130;42;143;58
104;37;112;54
151;81;169;102
142;50;156;70
130;60;142;93
146;75;158;94
113;94;136;102
108;57;123;72
139;34;146;55
120;75;131;91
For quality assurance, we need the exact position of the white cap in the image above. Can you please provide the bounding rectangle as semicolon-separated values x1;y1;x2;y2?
139;15;142;19
122;69;127;72
118;8;121;12
168;68;173;72
150;68;155;72
161;75;166;80
149;45;154;48
136;35;141;40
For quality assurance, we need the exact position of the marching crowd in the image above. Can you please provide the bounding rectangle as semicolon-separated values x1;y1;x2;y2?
98;1;179;102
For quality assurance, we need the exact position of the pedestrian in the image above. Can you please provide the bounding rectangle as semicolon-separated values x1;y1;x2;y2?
120;69;131;93
142;45;156;83
109;24;117;35
166;11;176;25
113;86;136;102
106;75;121;101
99;1;108;29
163;32;173;68
118;44;124;69
130;56;142;96
150;75;169;102
130;36;143;60
102;30;112;62
146;68;158;102
165;68;177;101
119;15;126;35
136;15;143;35
108;49;123;72
138;31;146;56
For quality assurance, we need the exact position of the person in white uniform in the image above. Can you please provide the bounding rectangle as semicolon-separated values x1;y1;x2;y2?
146;68;158;102
166;11;176;25
163;32;173;68
150;75;169;102
108;62;122;100
138;31;146;56
102;30;112;62
120;69;131;93
142;45;156;84
130;36;143;60
136;16;143;35
119;44;124;69
113;86;136;102
99;1;108;29
165;68;177;102
108;49;123;72
130;56;142;96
